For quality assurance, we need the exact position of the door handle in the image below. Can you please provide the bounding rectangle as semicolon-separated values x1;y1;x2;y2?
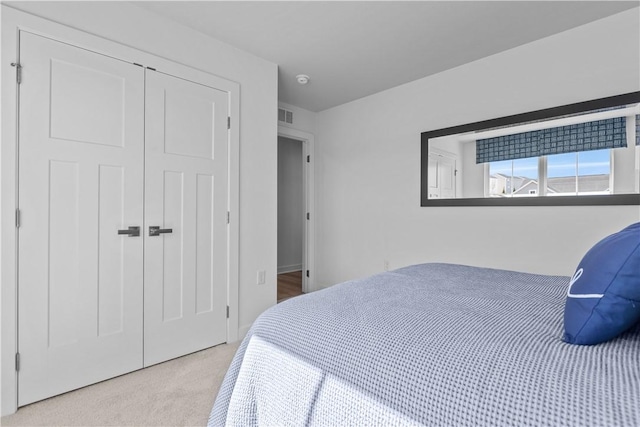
117;226;140;237
149;226;173;237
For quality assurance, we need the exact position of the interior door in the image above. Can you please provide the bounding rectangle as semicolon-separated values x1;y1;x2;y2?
144;69;229;366
17;32;145;405
427;155;440;199
428;153;456;199
438;156;456;199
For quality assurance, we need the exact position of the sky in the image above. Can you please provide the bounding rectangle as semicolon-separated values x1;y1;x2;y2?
549;149;610;178
490;157;537;179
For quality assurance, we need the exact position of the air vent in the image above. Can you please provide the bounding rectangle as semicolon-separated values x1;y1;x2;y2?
278;108;293;124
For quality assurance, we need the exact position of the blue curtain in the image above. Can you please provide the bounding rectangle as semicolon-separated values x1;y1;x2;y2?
476;116;627;164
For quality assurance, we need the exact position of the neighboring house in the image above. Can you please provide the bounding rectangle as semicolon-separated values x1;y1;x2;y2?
490;173;533;196
547;174;610;194
489;173;507;195
494;173;610;196
512;179;540;196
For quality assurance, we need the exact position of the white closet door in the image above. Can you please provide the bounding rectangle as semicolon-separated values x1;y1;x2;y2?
144;70;229;366
18;32;145;405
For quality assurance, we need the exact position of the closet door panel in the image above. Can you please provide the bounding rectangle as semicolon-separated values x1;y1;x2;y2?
196;173;215;315
17;32;144;406
98;165;127;336
161;170;185;322
144;70;228;366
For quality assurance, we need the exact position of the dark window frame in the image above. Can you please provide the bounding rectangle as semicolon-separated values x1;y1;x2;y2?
420;92;640;207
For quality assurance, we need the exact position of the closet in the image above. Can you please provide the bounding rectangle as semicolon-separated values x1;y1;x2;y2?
17;31;230;405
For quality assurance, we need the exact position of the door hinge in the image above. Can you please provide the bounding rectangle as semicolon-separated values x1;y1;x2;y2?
306;212;310;220
307;155;310;163
146;66;156;71
15;209;20;229
227;117;231;130
226;305;230;318
226;211;230;224
11;62;21;84
15;353;20;372
306;270;310;278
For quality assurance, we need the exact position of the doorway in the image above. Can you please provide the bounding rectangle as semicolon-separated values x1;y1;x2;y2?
427;150;457;199
277;136;304;301
277;127;315;301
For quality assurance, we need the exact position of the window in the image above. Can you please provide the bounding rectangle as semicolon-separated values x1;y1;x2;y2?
479;103;630;199
488;149;611;198
488;157;538;197
547;149;610;196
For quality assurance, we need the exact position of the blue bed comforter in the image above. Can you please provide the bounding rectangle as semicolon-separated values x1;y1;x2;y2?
209;263;640;426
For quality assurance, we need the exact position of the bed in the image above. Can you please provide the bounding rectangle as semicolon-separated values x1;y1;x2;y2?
209;263;640;426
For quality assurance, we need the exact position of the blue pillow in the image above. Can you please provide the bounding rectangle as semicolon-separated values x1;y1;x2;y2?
563;222;640;345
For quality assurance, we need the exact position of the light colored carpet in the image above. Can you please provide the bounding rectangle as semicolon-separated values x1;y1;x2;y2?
1;342;239;426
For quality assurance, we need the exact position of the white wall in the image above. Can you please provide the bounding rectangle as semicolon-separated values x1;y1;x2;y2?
461;142;484;198
278;137;304;273
315;9;640;287
3;1;278;338
278;101;317;135
613;118;638;194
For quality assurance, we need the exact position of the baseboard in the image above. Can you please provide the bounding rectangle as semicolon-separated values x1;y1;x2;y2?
277;264;302;274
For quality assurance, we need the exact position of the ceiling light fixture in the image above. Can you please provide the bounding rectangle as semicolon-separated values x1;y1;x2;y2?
296;74;310;85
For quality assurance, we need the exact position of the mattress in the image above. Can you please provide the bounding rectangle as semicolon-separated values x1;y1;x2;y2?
209;263;640;426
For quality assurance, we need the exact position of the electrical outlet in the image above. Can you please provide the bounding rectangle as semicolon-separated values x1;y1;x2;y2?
384;260;390;271
257;270;266;285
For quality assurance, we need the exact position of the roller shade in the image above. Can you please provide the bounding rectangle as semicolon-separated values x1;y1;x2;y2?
476;116;627;164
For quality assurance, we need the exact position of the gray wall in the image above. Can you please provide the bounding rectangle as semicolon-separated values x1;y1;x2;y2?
278;137;303;273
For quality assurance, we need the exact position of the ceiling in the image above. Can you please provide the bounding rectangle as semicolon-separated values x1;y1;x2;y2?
133;1;639;112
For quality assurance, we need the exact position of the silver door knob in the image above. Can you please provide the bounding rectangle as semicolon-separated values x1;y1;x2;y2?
149;226;173;236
